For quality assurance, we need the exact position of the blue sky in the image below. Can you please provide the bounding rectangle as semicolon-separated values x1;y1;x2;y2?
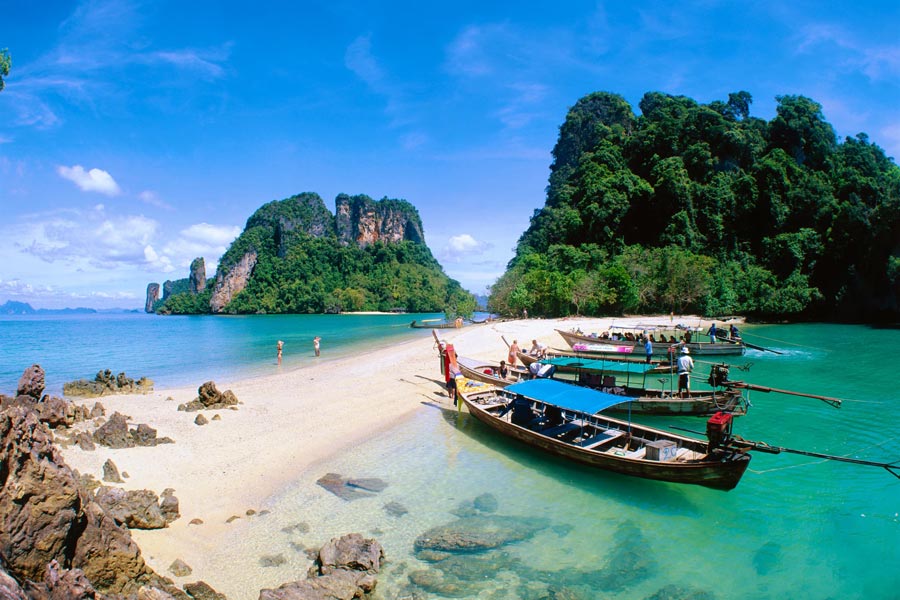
1;0;898;309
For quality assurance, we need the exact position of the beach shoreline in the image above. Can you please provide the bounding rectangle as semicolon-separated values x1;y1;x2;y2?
57;314;734;593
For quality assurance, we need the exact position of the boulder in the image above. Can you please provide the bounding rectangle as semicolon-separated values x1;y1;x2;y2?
0;560;27;600
93;486;168;530
169;559;192;578
64;370;154;398
90;402;105;419
103;459;124;483
259;533;383;600
93;412;134;448
194;414;208;426
183;581;227;600
160;489;181;524
22;559;97;599
132;423;159;446
17;364;45;399
182;382;239;412
75;432;96;451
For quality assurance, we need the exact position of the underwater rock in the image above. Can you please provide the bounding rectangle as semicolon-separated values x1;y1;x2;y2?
414;515;550;553
384;501;408;517
316;473;384;501
753;541;782;575
643;583;718;600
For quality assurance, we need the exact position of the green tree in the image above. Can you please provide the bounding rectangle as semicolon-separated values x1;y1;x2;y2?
0;49;10;92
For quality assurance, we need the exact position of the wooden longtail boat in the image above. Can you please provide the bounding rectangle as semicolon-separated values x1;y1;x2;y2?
557;327;746;357
411;319;462;329
460;356;746;416
516;350;673;375
458;378;751;490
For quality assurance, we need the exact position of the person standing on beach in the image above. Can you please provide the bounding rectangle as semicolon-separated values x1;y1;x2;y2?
508;340;521;366
313;336;321;357
277;340;284;363
677;347;694;397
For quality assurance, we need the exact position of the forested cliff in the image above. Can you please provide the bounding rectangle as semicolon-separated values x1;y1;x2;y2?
152;193;473;315
489;91;900;321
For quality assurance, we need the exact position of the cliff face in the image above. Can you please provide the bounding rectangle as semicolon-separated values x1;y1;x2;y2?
144;283;159;313
335;194;424;247
150;191;437;314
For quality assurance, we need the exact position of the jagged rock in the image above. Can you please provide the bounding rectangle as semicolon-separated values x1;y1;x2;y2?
260;533;383;600
103;459;124;483
211;414;221;421
182;381;239;412
160;489;180;524
189;257;207;294
132;423;159;446
139;586;179;600
169;559;192;577
0;559;27;599
76;431;96;451
17;364;45;399
64;370;153;398
209;250;258;313
189;519;203;525
22;559;98;599
0;406;171;595
90;402;106;418
183;581;227;600
93;412;134;448
146;283;161;313
93;486;168;530
194;414;208;426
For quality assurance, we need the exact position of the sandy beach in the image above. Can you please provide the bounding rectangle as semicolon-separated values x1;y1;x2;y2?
58;314;732;593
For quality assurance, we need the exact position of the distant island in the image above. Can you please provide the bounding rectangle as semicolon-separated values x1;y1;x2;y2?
489;91;900;322
0;301;139;316
148;192;475;316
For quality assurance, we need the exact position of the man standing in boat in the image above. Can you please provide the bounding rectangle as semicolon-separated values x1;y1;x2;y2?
677;347;694;397
644;336;653;364
707;322;717;343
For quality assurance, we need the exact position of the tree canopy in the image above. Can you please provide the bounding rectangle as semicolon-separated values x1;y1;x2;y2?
490;91;900;321
0;49;10;92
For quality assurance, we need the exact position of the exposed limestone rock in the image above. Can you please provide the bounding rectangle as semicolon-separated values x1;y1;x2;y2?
139;586;179;600
259;533;384;600
194;414;208;426
0;559;27;599
209;250;258;313
93;486;169;530
169;559;192;578
103;459;124;483
90;401;105;418
22;559;97;599
146;283;160;313
92;411;172;448
335;194;424;248
181;381;239;412
160;489;180;523
76;431;96;451
162;280;175;301
183;581;227;600
64;369;154;398
189;257;207;294
17;364;45;399
0;406;174;596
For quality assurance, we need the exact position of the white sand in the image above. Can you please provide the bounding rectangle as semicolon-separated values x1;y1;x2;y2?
58;314;731;590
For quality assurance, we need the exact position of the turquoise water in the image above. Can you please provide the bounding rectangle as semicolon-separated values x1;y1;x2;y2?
0;312;442;394
2;318;898;598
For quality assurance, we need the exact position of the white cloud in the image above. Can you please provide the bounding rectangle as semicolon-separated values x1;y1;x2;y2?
57;165;121;195
138;190;173;210
345;35;385;87
442;233;493;263
181;223;241;246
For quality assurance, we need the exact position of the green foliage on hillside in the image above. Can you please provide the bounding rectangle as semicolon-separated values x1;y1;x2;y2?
156;192;472;315
490;91;900;321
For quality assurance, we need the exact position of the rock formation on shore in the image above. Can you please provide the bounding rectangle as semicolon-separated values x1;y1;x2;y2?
189;258;206;294
146;283;160;313
63;369;154;398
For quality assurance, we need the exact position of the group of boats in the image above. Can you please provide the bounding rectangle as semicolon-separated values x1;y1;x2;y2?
436;324;898;491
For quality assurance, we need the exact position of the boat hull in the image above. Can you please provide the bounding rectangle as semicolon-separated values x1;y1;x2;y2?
557;329;745;356
461;392;750;491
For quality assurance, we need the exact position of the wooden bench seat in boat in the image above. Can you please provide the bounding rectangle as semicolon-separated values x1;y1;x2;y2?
578;429;625;449
541;422;582;439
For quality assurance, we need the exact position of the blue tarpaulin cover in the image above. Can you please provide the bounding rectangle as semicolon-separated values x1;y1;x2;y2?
505;379;626;414
543;356;658;374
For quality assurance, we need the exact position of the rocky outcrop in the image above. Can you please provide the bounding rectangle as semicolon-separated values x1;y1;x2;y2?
189;258;206;294
259;533;383;600
92;412;173;448
162;280;175;301
0;365;94;429
178;381;239;412
146;283;160;313
335;194;424;248
209;250;258;313
63;369;154;398
0;406;172;594
17;364;45;399
93;486;179;530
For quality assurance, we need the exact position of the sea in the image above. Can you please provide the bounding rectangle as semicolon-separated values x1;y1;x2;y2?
1;314;898;599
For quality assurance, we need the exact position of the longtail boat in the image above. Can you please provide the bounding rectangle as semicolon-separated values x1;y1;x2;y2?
458;378;752;490
557;327;746;356
459;356;746;416
411;319;463;329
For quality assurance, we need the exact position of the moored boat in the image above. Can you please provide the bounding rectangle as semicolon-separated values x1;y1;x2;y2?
458;378;751;490
464;355;746;416
557;327;745;356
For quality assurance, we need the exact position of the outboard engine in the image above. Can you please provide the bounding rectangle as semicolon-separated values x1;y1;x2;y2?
706;411;733;453
708;363;731;387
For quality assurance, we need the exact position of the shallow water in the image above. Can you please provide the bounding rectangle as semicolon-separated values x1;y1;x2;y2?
209;323;900;599
2;318;897;598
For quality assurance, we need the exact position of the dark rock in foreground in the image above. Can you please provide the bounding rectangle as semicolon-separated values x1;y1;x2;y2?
64;369;154;398
259;533;384;600
179;381;239;412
